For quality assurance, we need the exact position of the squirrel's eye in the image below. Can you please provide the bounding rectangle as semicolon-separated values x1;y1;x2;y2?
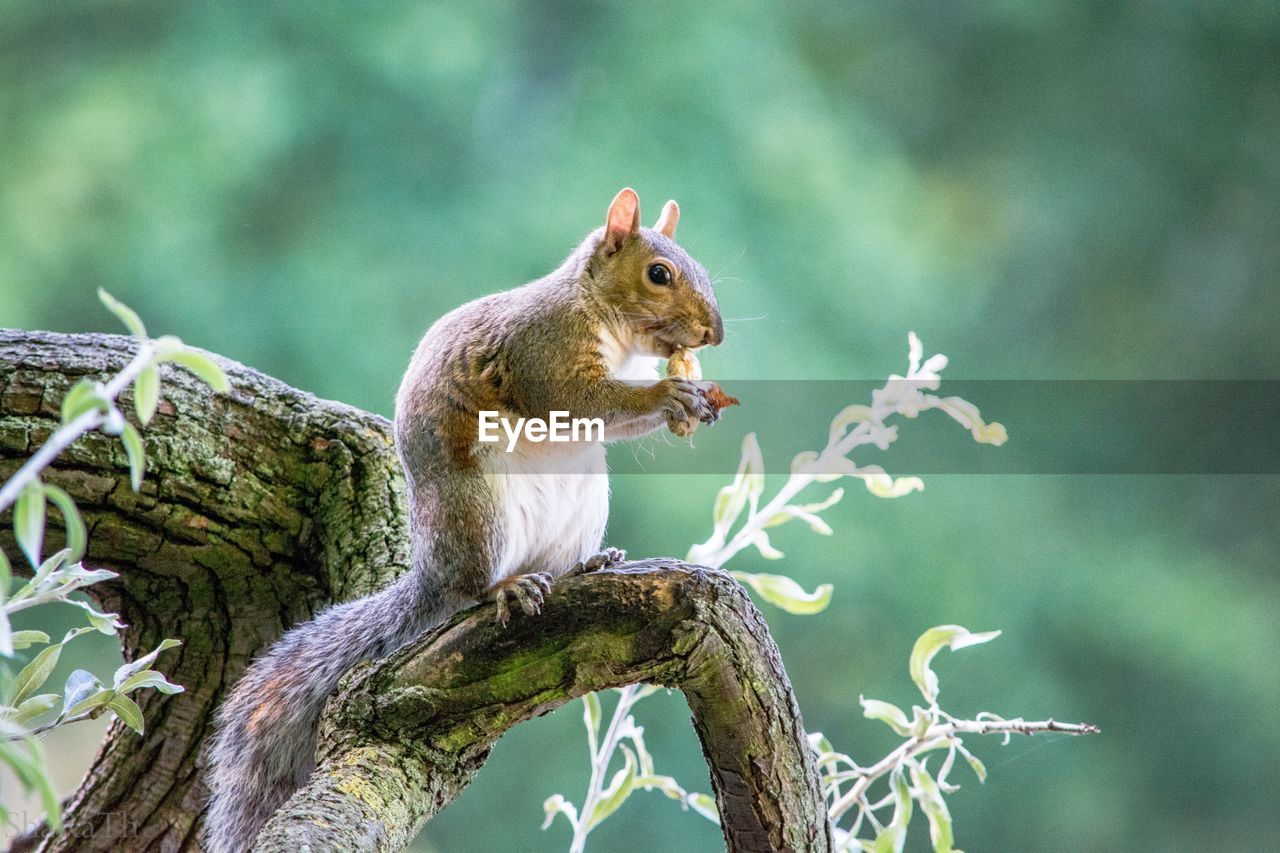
647;263;673;286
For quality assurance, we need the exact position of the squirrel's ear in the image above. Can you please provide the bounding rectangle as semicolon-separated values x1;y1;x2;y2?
604;188;641;254
654;200;679;238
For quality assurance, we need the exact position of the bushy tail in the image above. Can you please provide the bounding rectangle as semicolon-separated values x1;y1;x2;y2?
204;572;450;853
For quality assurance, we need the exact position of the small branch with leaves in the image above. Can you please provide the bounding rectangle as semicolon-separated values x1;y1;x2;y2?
0;290;227;832
548;334;1096;853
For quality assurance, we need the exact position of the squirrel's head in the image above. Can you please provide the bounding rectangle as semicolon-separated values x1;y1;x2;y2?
584;188;723;356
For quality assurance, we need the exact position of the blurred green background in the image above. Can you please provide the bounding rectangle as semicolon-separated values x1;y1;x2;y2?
3;2;1279;850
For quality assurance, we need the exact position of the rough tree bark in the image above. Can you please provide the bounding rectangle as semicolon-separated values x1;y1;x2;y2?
0;330;830;853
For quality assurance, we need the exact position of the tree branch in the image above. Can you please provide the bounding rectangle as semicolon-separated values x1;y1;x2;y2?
255;560;831;853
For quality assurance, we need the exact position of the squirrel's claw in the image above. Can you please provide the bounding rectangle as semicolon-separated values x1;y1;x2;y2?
565;547;627;578
492;572;554;626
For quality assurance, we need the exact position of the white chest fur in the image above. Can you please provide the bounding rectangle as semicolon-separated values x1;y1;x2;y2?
597;325;661;382
483;440;609;582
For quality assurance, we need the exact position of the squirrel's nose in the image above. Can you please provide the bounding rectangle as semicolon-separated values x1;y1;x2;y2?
702;315;724;346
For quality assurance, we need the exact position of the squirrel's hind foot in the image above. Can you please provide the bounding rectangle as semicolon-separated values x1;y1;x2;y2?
492;572;554;626
565;547;628;578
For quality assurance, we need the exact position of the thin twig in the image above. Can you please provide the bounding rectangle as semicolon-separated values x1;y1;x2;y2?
828;717;1099;822
0;340;154;513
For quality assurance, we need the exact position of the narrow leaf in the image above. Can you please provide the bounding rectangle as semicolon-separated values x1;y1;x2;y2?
69;600;125;635
686;792;720;825
10;631;50;650
113;638;181;687
582;692;602;759
60;379;108;425
134;364;160;426
2;737;62;831
911;763;957;852
163;348;230;392
121;422;145;491
97;288;146;338
587;744;636;830
42;485;86;562
957;743;987;783
12;694;59;725
118;669;184;695
733;572;833;615
66;688;116;719
14;480;46;567
860;697;913;737
61;670;101;717
742;433;765;509
541;794;578;831
909;625;1002;704
107;694;144;734
11;643;64;706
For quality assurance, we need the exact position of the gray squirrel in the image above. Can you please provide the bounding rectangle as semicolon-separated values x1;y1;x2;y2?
203;188;724;851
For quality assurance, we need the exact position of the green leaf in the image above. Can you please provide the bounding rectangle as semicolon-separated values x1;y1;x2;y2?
829;403;874;445
121;421;145;491
97;288;147;339
909;625;1002;704
55;562;117;587
871;767;913;853
807;731;834;755
586;744;636;831
862;472;925;499
911;763;957;853
0;736;62;831
860;697;913;737
66;690;115;719
10;548;71;605
14;479;46;567
686;792;720;825
749;531;785;560
741;433;765;509
541;793;578;831
112;638;181;688
957;743;987;783
60;379;109;425
796;487;845;514
42;484;86;562
12;694;59;726
582;692;602;759
67;599;125;635
61;669;102;717
634;773;685;801
118;669;184;695
134;364;160;426
733;572;833;615
0;547;10;597
10;631;50;650
107;694;144;734
911;705;932;738
163;347;230;393
763;505;833;535
712;480;747;533
9;627;93;705
11;642;64;706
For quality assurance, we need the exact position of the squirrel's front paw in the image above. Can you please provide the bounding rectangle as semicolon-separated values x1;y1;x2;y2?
660;378;714;435
492;572;554;627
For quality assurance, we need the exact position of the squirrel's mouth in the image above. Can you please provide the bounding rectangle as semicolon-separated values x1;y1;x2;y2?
652;329;708;356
